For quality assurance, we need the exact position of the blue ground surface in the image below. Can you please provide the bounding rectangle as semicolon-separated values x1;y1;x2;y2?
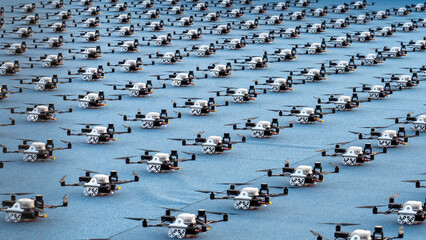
0;0;425;239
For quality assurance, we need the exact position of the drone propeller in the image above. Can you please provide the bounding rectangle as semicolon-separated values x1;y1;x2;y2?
356;205;386;208
138;148;160;153
322;222;360;226
386;193;400;199
154;206;183;212
0;192;33;196
310;230;329;240
205;211;239;216
76;168;100;174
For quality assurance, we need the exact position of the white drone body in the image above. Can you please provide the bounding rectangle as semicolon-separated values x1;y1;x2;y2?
168;213;196;238
251;121;272;138
289;12;303;21
283;28;297;38
334;36;348;47
82;68;98;81
26;106;52;122
15;28;31;38
141;112;161;128
349;229;372;240
140;0;153;9
23;142;46;162
270;78;288;92
252;5;265;14
81;48;98;59
83;174;110;196
357;32;372;42
307;43;322;54
148;22;162;31
374;11;387;19
209;64;227;77
22;3;36;13
146;153;170;173
334;5;347;13
121;60;140;72
234;187;259;209
177;17;191;26
308;24;323;33
353;1;366;9
86;126;108;144
413;115;426;131
248;57;265;69
356;15;367;24
290;165;312;187
4;198;34;222
335;61;349;73
194;3;207;11
388;47;403;58
189;100;208;115
197;45;210;56
297;108;315;124
257;33;271;43
129;83;148;96
202;136;221;154
342;146;363;165
6;43;24;55
172;73;190;87
413;40;425;51
162;52;176;63
219;0;232;8
0;62;18;75
242;20;256;30
42;55;60;67
364;53;380;65
45;37;62;48
120;41;135;52
56;11;70;20
116;14;130;23
414;3;425;11
84;18;99;28
378;130;397;147
396;7;408;16
232;88;249;103
296;0;309;7
215;24;229;34
229;9;241;18
78;93;102;108
305;68;321;81
334;96;352;111
313;8;325;17
170;6;183;15
402;22;414;32
50;22;64;32
35;77;55;90
275;2;287;11
396;75;411;88
23;15;38;24
334;19;346;29
380;26;393;36
228;39;241;49
397;201;423;224
118;26;132;36
205;12;217;22
145;10;159;19
185;29;200;40
82;31;98;42
369;85;385;99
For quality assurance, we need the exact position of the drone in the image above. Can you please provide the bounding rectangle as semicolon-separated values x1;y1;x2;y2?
210;85;266;103
107;58;150;72
357;194;426;225
320;59;357;74
140;0;155;9
258;160;339;187
148;50;188;64
153;71;203;87
0;193;67;223
196;62;235;78
184;43;217;57
108;39;140;52
0;84;22;100
311;224;404;240
318;142;387;166
327;35;352;48
305;21;327;34
172;97;228;116
142;20;165;31
60;169;140;196
108;80;165;97
60;91;122;108
316;93;370;111
82;17;100;27
28;53;69;67
169;132;246;154
9;103;72;122
346;83;393;100
387;112;426;132
14;75;73;91
60;123;131;144
3;42;28;55
225;8;244;18
254;76;297;92
115;149;196;173
197;183;288;210
269;105;335;124
48;21;67;32
350;126;418;148
1;139;72;162
354;52;386;65
120;109;181;129
0;61;29;75
225;117;293;138
330;18;350;29
68;65;111;81
375;73;420;89
10;27;34;38
126;208;231;239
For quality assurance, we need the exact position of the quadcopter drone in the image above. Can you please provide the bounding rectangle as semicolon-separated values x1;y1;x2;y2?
225;117;293;138
1;139;72;162
197;183;288;210
126;208;231;239
254;76;297;92
60;169;140;196
148;50;188;64
0;61;29;75
154;71;206;87
108;80;165;97
14;75;73;91
196;62;235;78
311;223;404;240
357;194;426;225
120;109;181;129
258;160;339;187
28;53;71;67
60;123;131;144
318;142;387;166
169;132;246;154
3;42;28;55
0;193;67;223
387;112;426;132
115;149;196;173
401;173;426;189
210;85;266;103
172;97;228;116
60;91;121;108
350;126;418;148
269;105;335;124
9;103;72;122
316;93;370;111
